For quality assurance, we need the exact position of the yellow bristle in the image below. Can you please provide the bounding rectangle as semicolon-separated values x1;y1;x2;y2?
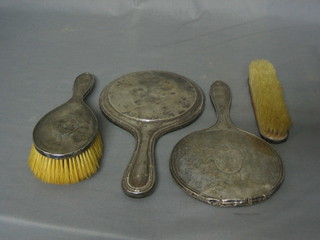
28;133;103;184
249;59;292;142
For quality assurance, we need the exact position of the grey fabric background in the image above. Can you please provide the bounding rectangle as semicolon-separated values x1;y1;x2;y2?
1;0;319;239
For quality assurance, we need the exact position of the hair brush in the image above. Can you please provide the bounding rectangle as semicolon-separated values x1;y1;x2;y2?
28;73;103;184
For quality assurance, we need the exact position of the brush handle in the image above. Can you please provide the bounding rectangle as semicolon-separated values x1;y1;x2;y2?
72;73;95;100
122;129;156;197
210;81;234;129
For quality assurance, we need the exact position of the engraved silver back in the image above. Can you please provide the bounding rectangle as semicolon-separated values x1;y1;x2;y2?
100;71;204;197
170;81;284;206
33;73;98;159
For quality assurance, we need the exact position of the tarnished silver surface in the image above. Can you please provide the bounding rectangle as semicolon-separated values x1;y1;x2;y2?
99;71;204;197
170;81;284;207
33;73;98;158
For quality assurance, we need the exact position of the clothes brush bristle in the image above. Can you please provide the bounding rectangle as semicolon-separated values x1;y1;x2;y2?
249;59;292;142
29;133;103;184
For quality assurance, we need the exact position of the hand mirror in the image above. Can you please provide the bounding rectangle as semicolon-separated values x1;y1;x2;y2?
100;71;204;197
170;81;284;206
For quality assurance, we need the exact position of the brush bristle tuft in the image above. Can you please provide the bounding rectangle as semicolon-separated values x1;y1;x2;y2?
28;133;103;184
249;59;292;142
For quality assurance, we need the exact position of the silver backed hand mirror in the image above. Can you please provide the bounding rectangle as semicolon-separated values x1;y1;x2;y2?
100;71;204;197
170;81;284;206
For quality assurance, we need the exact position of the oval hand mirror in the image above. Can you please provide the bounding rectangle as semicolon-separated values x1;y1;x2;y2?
100;71;204;197
170;81;284;206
